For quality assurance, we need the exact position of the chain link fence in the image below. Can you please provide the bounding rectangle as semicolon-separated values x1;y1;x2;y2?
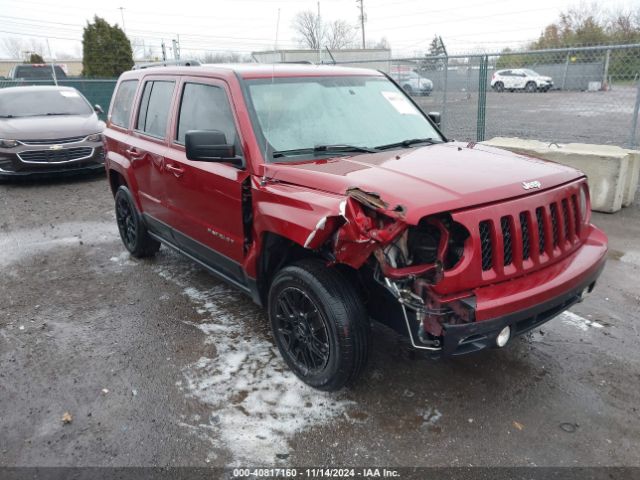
0;78;116;121
336;43;640;149
1;44;639;148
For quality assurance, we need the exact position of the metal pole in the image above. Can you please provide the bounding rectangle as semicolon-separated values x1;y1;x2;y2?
562;52;570;90
440;36;448;133
476;55;488;142
46;39;57;86
317;1;321;62
602;48;611;90
274;8;281;50
118;7;126;34
629;79;640;149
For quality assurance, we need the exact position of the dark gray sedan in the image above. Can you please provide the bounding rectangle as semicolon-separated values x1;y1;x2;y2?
0;86;105;179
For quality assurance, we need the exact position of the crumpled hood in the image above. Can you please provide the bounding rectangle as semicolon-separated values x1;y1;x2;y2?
0;114;103;140
263;141;583;224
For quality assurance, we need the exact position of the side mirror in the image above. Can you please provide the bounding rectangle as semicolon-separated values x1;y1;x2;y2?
185;130;242;167
94;104;104;114
428;111;441;128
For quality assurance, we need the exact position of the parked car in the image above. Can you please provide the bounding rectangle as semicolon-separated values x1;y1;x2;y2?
390;70;433;96
491;68;553;92
0;86;105;179
104;64;606;391
8;64;68;81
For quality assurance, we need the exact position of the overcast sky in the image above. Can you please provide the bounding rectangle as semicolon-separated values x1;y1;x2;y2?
0;0;638;59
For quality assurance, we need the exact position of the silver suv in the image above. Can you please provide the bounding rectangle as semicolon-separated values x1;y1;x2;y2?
491;68;553;92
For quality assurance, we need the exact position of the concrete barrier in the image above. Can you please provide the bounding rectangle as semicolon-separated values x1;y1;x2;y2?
623;150;640;207
482;137;639;213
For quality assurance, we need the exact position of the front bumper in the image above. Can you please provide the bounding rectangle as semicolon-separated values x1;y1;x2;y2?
0;145;104;179
0;161;105;180
439;225;607;356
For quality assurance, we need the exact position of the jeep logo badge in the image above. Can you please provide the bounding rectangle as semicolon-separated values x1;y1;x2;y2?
522;180;542;190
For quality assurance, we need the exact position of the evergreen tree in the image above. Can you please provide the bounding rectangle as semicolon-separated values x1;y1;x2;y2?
82;16;133;77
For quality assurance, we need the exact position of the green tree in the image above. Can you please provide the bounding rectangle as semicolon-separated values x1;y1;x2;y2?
27;53;45;63
420;35;445;71
82;16;133;78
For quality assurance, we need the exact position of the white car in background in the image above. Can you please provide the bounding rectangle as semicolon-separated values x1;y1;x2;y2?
390;71;433;96
491;68;553;92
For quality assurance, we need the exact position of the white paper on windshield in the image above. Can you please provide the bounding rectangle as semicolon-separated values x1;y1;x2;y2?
381;90;419;115
59;91;79;97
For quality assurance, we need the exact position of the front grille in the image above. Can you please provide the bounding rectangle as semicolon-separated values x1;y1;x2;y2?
19;135;86;145
501;216;513;265
550;203;560;247
479;221;492;271
536;207;546;254
478;190;582;273
18;147;93;164
519;212;530;260
561;199;571;239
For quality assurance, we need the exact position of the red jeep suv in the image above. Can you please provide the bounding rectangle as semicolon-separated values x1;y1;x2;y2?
104;64;607;391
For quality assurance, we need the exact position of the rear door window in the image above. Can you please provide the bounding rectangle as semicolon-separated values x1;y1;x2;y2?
110;79;138;128
136;80;175;139
175;82;238;147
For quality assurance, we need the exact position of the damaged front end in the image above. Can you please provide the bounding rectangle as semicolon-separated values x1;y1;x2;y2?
319;188;476;352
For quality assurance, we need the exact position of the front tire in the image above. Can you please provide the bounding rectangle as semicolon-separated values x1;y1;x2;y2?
525;81;537;93
268;259;369;391
402;84;414;95
114;185;160;258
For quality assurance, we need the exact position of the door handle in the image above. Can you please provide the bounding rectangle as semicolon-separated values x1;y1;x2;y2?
165;163;185;178
125;147;144;161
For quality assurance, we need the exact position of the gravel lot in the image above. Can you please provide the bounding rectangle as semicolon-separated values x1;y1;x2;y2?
414;87;640;147
1;173;639;468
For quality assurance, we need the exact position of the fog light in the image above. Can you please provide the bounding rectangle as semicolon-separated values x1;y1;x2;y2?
496;326;511;347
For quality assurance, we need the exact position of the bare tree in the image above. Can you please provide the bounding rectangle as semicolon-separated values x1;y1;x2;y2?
200;52;249;63
367;37;390;50
2;37;24;58
325;20;356;49
2;37;46;59
292;10;324;50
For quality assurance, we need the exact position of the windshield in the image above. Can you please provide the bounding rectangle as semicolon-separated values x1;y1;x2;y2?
0;89;92;118
245;75;442;162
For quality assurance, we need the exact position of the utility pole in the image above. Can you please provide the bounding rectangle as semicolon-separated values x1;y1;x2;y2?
173;37;180;60
161;40;167;61
118;6;126;34
274;8;281;50
356;0;365;49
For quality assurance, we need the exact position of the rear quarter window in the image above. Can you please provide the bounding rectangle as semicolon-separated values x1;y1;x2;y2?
110;79;138;128
136;80;175;138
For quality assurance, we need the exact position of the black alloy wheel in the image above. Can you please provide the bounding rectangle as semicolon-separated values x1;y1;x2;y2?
114;185;160;258
273;286;330;375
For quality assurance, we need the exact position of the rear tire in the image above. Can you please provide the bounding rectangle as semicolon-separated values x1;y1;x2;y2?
268;259;369;391
114;185;160;258
402;84;413;95
494;81;504;92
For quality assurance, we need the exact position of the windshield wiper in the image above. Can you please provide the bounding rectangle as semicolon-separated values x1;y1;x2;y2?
273;144;378;158
375;138;440;151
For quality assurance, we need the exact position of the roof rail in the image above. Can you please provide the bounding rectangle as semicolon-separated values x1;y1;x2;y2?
132;60;201;70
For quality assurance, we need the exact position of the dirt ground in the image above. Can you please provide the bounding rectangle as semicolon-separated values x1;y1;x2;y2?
0;172;639;467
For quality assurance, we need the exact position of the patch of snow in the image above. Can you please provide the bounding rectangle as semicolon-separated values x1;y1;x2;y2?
153;260;353;465
560;311;604;331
